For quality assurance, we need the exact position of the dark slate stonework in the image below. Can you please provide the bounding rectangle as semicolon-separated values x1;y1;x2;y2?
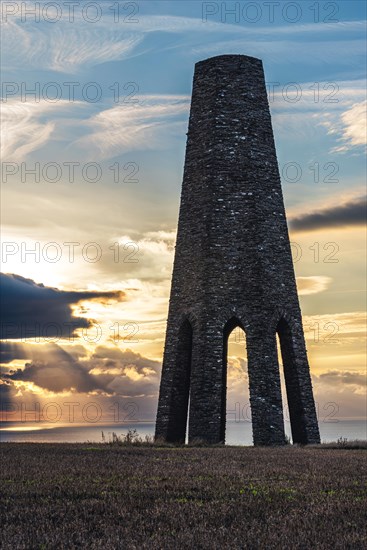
155;55;320;446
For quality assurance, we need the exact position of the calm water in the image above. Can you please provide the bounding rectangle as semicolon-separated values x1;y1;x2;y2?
1;420;366;444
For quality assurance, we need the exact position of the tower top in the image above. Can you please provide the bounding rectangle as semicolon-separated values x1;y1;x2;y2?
195;54;262;69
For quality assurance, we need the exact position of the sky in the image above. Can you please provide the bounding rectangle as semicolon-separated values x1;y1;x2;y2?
0;0;366;433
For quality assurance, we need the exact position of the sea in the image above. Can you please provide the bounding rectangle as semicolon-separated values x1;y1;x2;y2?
0;420;366;444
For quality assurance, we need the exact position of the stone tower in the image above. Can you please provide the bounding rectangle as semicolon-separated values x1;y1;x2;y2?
155;55;320;446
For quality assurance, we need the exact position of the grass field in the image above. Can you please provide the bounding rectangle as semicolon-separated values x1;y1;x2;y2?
1;443;366;549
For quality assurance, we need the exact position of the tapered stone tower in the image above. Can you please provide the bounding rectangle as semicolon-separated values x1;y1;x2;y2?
155;55;320;446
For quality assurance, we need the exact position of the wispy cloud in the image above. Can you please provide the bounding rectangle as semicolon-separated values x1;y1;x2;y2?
318;100;367;153
1;101;55;161
1;95;190;163
269;80;366;145
73;96;190;160
0;99;86;161
3;6;365;74
2;18;143;73
339;101;367;148
303;311;367;347
137;16;365;36
271;80;366;112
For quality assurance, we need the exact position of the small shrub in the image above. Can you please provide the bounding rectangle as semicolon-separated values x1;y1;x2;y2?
101;429;155;446
124;429;140;445
309;439;367;450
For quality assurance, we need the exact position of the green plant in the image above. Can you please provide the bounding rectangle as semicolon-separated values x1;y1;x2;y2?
102;429;154;446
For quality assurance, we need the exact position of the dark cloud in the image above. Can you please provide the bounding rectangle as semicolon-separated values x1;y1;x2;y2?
318;370;366;387
0;380;14;400
0;341;29;364
0;381;22;413
0;273;124;340
1;343;161;397
0;341;87;365
290;195;366;232
3;344;103;394
90;346;161;375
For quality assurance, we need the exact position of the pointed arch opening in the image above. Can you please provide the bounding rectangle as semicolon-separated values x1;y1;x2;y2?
275;332;292;443
223;318;251;445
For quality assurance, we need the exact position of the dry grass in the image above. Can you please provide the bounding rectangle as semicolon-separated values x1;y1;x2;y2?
1;443;366;549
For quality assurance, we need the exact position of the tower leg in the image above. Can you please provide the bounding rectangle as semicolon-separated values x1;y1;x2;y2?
188;325;224;444
155;318;193;443
278;318;320;444
247;329;286;446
